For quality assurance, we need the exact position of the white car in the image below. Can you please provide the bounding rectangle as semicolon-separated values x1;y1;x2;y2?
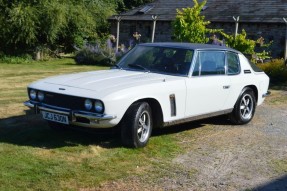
24;43;270;148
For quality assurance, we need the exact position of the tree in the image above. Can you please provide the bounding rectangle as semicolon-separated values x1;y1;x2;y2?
220;30;255;54
172;0;212;43
0;0;117;55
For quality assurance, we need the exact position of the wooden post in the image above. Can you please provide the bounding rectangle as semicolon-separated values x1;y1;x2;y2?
151;15;158;43
233;16;240;37
283;18;287;63
115;16;122;52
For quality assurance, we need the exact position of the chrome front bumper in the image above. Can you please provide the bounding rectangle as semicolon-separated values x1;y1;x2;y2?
24;101;116;128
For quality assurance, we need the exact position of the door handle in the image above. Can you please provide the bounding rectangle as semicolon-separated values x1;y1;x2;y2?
223;85;230;89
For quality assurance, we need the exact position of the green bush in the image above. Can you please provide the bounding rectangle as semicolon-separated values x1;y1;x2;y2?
75;43;116;66
256;59;287;83
220;30;255;54
0;54;33;64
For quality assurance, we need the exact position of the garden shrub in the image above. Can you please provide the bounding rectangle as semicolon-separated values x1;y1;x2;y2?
256;59;287;83
75;42;116;66
0;54;33;64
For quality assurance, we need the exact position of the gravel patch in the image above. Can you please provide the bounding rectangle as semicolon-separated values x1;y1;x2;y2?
97;90;287;191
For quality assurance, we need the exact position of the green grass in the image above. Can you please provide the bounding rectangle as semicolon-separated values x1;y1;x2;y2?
0;58;185;190
270;159;287;174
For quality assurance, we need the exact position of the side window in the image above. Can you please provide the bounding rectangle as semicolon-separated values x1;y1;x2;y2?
192;51;225;76
227;52;240;75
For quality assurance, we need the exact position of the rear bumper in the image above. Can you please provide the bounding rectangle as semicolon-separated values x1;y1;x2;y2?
24;101;116;128
262;91;271;98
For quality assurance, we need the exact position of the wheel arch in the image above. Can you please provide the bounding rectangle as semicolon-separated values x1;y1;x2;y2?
129;98;164;129
244;85;258;103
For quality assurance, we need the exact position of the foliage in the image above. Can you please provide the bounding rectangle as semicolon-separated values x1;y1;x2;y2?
0;54;33;64
256;59;287;83
75;42;116;66
220;30;256;54
0;0;117;56
254;37;273;62
75;35;130;65
172;0;217;43
255;50;271;63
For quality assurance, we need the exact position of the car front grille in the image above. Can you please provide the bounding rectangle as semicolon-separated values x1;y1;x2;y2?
43;92;86;111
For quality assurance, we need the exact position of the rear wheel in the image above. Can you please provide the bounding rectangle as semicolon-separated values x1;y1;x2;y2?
121;102;153;148
229;87;256;125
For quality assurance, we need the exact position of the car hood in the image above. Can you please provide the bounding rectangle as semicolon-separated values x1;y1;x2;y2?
37;69;179;92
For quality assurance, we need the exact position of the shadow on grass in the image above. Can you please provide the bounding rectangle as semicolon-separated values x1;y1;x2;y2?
0;110;121;149
252;174;287;191
0;109;232;149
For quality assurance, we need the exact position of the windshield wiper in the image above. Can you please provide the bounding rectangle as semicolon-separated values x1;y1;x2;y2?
128;64;150;72
111;64;122;69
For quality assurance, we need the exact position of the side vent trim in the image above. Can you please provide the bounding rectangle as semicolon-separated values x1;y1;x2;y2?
244;70;251;74
169;94;176;117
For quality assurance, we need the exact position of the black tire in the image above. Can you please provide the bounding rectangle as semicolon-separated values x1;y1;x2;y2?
120;102;153;148
229;87;256;125
47;121;68;131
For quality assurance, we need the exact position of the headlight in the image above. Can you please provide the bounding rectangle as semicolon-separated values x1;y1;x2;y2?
37;91;45;101
84;99;93;110
95;101;104;113
29;89;37;100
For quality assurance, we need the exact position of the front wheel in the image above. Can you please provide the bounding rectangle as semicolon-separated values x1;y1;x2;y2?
229;87;256;125
121;102;153;148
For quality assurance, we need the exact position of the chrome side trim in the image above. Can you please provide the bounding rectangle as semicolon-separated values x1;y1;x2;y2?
24;101;116;128
262;91;271;98
163;108;233;127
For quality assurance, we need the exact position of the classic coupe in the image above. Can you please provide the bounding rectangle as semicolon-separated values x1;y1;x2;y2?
24;43;270;148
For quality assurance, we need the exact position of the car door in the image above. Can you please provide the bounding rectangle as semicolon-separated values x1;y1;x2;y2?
185;50;231;117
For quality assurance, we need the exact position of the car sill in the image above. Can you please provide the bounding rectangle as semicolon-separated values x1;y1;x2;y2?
163;109;233;127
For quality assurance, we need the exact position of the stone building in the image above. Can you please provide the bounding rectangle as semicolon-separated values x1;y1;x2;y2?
109;0;287;58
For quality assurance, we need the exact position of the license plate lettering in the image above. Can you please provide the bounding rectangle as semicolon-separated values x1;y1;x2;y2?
42;111;69;125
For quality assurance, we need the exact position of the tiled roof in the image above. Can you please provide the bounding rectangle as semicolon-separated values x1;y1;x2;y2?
110;0;287;23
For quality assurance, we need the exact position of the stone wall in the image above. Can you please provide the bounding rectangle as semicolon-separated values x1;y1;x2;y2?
210;22;285;58
110;20;285;58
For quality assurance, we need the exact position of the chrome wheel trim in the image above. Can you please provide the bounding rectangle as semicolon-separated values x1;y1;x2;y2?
137;111;151;143
240;94;254;120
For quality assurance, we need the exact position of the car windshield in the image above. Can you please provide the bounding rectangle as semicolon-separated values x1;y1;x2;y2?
117;45;194;76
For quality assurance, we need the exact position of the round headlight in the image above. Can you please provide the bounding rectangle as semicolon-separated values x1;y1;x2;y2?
95;101;104;113
37;91;45;101
30;89;37;100
84;99;93;111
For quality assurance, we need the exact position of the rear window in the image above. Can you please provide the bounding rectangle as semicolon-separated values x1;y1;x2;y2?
248;60;263;72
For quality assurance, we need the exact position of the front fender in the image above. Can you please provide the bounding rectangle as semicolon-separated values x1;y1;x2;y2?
103;79;187;125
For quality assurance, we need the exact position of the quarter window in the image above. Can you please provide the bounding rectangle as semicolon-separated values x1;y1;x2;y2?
227;52;240;74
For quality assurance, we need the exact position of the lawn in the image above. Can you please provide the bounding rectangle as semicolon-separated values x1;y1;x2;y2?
0;59;186;190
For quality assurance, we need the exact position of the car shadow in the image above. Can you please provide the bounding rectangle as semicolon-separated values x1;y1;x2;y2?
252;174;287;191
0;110;121;149
0;109;232;149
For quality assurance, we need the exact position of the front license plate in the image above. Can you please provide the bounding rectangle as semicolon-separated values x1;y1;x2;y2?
41;111;69;125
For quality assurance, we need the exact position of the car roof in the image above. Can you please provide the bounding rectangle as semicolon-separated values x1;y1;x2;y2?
140;42;241;53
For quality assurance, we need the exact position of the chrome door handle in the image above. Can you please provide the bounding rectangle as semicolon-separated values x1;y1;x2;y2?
223;85;230;89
